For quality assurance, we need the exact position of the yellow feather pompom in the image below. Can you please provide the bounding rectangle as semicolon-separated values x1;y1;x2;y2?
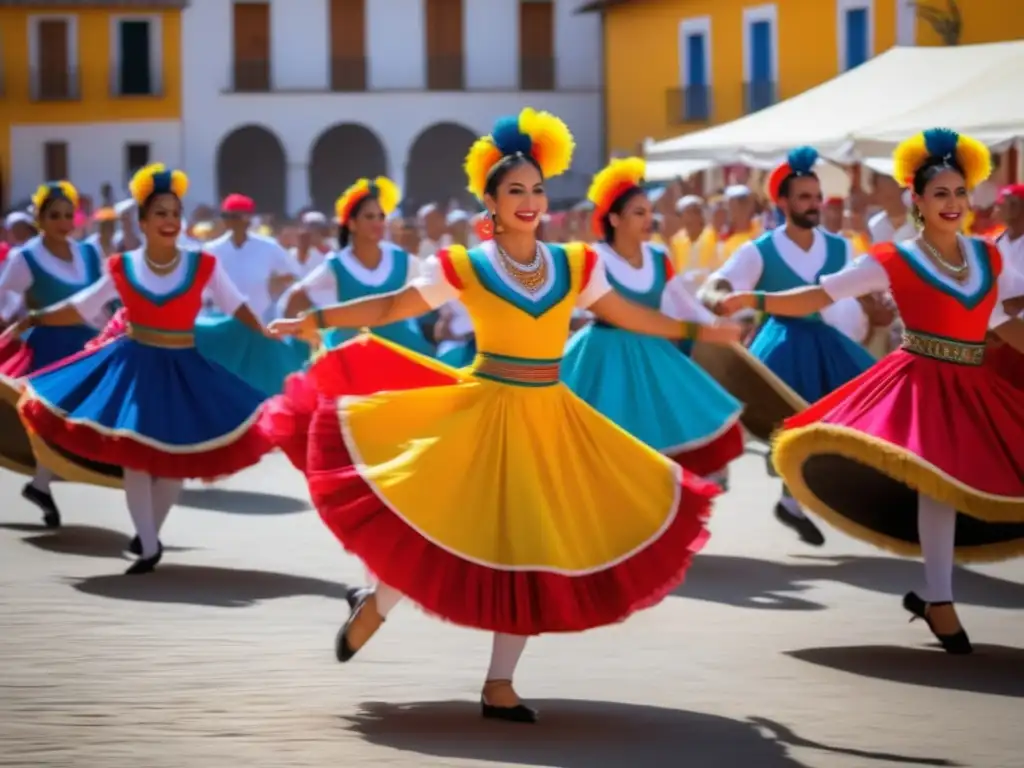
335;177;401;223
464;139;503;200
128;163;189;205
587;157;645;210
891;134;930;189
169;169;190;199
954;134;993;191
518;107;575;182
31;180;79;215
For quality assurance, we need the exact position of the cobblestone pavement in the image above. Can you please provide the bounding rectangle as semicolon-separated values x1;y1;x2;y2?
1;449;1021;768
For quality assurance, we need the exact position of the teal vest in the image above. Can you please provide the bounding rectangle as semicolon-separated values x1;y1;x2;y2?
22;240;103;308
753;231;847;321
604;244;670;310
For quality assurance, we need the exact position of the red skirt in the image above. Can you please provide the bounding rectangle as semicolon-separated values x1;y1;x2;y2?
261;334;467;472
986;341;1024;390
772;349;1024;561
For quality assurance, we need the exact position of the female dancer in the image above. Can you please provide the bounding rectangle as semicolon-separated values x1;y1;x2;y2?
0;182;107;525
7;164;272;573
721;129;1024;653
561;157;744;478
269;109;740;721
279;177;434;357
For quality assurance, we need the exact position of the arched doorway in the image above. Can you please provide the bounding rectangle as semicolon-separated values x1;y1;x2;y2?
216;124;287;215
308;124;387;215
404;122;477;213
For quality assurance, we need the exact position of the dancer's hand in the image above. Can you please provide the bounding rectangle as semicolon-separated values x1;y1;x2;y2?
718;292;758;316
0;316;30;346
1005;295;1024;318
697;321;744;345
267;314;317;342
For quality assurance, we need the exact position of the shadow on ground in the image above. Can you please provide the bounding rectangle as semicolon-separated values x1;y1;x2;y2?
788;644;1024;698
341;699;956;767
70;564;348;608
177;488;310;515
0;523;192;559
677;553;1024;611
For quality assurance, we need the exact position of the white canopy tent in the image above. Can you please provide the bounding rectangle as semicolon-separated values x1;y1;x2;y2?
644;41;1024;169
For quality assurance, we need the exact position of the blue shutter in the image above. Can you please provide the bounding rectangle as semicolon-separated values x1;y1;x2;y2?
845;9;868;69
686;33;706;86
751;21;771;82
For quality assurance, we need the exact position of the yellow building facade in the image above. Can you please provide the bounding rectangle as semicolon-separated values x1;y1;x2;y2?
590;0;1024;156
0;2;185;212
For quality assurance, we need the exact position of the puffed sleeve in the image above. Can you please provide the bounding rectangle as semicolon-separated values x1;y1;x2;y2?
707;240;764;291
576;247;612;309
411;254;460;309
205;259;247;316
70;275;119;323
660;274;717;323
0;251;33;321
819;254;891;301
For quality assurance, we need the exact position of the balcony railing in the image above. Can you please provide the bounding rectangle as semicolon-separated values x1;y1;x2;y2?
232;58;272;93
743;80;776;114
330;56;367;92
426;54;464;91
667;85;711;124
520;55;555;91
30;67;80;101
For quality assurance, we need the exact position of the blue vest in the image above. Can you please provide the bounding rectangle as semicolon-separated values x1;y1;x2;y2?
22;241;103;308
604;244;670;310
753;231;847;322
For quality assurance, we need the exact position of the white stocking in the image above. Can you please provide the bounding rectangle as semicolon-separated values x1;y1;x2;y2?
780;485;807;519
486;633;528;681
151;478;183;534
123;469;160;557
31;467;55;494
918;494;956;603
374;582;403;618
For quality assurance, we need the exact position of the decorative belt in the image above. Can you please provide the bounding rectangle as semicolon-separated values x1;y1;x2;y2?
472;352;562;387
901;330;984;366
127;324;196;349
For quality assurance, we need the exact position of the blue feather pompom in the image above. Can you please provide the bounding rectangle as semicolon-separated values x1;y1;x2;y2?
922;128;960;161
787;146;819;175
491;115;533;156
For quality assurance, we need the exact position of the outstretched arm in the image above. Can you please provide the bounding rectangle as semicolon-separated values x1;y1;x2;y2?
267;287;433;339
589;290;741;344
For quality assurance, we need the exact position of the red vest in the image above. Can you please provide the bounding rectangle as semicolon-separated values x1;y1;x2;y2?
108;251;215;332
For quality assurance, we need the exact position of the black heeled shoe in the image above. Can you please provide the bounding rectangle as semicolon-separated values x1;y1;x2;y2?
125;544;163;575
22;483;61;528
345;585;371;611
334;591;382;663
903;592;973;655
127;536;164;557
481;682;538;724
773;503;825;546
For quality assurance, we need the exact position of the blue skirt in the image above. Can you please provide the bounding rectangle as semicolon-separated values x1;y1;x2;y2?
21;336;269;478
562;324;743;456
749;316;875;403
24;325;98;372
436;338;477;369
323;319;435;358
195;313;308;396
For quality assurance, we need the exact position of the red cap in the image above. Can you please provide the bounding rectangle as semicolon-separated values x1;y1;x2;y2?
997;183;1024;203
824;196;845;207
221;194;255;214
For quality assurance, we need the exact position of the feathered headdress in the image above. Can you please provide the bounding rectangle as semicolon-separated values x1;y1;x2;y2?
892;128;991;191
31;181;79;219
586;157;645;236
129;164;189;206
464;108;575;200
766;146;819;204
335;177;400;224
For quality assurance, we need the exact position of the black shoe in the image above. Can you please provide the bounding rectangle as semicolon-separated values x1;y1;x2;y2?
22;483;61;528
774;503;825;546
127;535;142;556
481;687;538;724
345;585;371;611
903;592;973;655
125;544;163;575
334;590;381;663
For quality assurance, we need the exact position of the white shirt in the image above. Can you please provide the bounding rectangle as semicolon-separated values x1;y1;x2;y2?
72;249;245;323
412;240;611;311
868;211;917;244
710;228;869;342
996;231;1024;278
821;236;1024;330
285;242;419;310
205;233;297;319
287;247;329;281
0;236;107;325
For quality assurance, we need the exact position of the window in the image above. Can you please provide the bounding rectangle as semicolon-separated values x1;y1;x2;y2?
125;143;150;181
742;4;778;113
44;142;69;181
519;0;554;91
30;16;78;100
232;1;270;92
837;0;874;72
329;0;366;91
425;0;464;90
675;16;711;122
113;17;162;96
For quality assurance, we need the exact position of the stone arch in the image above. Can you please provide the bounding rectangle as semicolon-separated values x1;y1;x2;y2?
404;122;478;213
216;124;287;215
308;123;387;215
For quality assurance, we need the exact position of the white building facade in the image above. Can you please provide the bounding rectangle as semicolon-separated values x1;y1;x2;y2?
181;0;603;216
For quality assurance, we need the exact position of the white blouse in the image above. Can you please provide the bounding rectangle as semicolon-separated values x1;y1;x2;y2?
0;237;107;325
821;236;1024;330
413;240;612;311
72;249;246;323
